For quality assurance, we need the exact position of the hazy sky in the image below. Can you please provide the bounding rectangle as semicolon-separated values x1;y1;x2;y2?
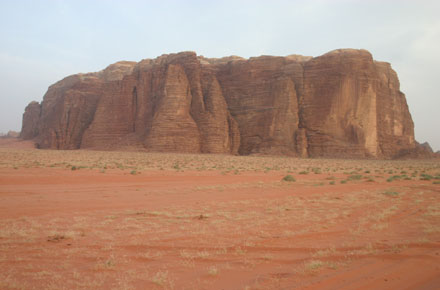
1;0;439;150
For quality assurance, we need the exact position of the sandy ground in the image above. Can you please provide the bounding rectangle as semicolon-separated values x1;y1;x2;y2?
0;141;439;289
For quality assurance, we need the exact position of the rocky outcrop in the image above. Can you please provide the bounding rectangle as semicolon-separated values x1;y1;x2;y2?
6;131;20;138
79;53;240;153
301;49;415;158
1;131;20;139
22;49;421;158
395;141;437;159
20;101;41;140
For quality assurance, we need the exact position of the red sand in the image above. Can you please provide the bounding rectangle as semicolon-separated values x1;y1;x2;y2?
1;151;439;289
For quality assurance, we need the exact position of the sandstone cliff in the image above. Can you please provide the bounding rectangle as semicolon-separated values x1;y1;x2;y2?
21;49;419;158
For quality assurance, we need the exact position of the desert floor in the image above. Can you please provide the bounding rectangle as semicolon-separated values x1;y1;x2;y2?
0;139;439;289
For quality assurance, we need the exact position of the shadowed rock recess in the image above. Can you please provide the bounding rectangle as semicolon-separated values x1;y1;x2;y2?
21;49;423;158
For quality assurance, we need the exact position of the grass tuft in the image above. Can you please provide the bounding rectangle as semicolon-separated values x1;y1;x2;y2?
348;174;362;181
282;175;296;182
383;191;399;197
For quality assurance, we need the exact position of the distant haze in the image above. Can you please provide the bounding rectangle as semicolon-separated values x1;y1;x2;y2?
1;0;439;151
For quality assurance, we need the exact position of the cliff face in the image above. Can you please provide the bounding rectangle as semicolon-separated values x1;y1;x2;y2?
20;101;41;139
301;49;414;158
21;49;417;158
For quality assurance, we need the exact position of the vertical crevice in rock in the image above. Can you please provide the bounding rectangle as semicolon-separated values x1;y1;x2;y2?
64;107;71;143
132;86;137;132
295;128;308;158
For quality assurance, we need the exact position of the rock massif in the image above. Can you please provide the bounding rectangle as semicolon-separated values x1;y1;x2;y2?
21;49;420;158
